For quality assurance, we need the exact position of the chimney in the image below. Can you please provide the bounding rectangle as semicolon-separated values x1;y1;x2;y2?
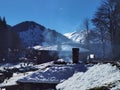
72;48;79;64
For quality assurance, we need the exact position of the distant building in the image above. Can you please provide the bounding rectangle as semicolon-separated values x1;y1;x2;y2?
26;43;90;64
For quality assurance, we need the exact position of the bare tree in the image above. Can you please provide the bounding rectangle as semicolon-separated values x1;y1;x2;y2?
96;27;108;58
84;18;89;34
92;0;120;57
83;18;90;49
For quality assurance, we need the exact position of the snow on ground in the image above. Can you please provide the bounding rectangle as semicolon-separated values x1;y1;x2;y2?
18;63;87;84
0;61;53;71
34;61;54;69
0;63;21;70
56;63;120;90
0;62;34;71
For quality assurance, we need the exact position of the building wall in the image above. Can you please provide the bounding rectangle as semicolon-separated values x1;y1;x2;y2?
18;83;57;90
26;49;59;64
26;48;89;64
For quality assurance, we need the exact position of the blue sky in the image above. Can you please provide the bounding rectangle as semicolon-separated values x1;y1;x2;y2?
0;0;101;34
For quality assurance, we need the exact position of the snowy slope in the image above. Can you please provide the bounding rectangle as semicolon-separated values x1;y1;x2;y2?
12;21;71;47
56;63;120;90
64;30;86;43
19;26;44;47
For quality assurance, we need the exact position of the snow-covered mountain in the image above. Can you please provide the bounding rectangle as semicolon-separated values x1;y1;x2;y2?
64;30;111;58
12;21;71;47
64;30;101;44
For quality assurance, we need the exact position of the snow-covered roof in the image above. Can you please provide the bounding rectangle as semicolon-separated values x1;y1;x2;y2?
56;63;120;90
0;72;33;88
33;45;57;51
0;61;55;88
17;64;87;84
33;44;89;52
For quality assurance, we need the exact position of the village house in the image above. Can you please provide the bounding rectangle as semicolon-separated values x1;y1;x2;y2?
17;63;87;90
0;72;32;90
26;43;90;64
0;43;90;90
0;62;87;90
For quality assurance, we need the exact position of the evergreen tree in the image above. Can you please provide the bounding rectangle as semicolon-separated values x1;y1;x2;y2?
3;17;7;28
0;16;7;30
0;16;21;62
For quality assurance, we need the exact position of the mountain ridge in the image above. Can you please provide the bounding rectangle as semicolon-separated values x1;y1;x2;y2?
12;21;45;32
11;21;72;47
